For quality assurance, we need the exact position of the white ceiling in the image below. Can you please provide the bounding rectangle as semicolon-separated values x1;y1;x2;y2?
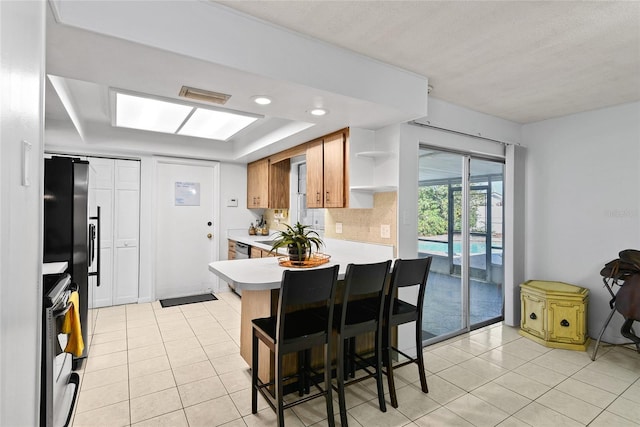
219;0;640;124
44;1;640;161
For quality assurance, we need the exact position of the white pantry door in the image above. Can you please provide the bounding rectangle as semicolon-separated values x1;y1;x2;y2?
113;160;140;305
89;158;114;308
88;158;140;307
155;160;218;299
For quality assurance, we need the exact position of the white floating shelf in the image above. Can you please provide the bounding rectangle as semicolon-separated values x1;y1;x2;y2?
355;151;395;159
350;185;397;192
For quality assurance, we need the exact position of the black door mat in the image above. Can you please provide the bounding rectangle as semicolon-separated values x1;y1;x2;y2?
160;293;218;308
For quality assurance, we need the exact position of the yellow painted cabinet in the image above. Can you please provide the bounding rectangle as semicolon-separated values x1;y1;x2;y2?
520;280;589;351
548;300;586;344
520;293;546;339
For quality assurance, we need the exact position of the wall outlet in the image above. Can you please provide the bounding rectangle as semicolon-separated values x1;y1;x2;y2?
335;222;343;234
380;224;391;239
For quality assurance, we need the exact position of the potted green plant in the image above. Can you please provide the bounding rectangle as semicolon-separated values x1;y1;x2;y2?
270;222;324;262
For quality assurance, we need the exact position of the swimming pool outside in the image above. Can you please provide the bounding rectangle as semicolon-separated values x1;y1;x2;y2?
419;240;488;255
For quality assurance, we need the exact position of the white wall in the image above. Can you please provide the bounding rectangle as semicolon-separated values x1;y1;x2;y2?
218;162;258;258
0;1;46;424
522;101;640;343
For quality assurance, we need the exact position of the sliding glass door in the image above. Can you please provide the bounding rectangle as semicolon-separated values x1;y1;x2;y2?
418;146;504;343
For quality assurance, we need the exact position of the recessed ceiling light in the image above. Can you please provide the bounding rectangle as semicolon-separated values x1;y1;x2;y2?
310;108;328;116
252;96;272;105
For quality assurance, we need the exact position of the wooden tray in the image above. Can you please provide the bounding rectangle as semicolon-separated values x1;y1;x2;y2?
278;253;331;268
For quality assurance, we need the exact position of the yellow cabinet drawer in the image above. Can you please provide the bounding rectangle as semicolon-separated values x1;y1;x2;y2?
521;294;546;339
519;280;589;351
548;300;586;344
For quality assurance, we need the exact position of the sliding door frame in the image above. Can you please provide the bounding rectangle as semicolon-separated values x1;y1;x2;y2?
419;144;505;345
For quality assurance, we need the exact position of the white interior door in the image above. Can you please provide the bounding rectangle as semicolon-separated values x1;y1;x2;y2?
155;160;218;299
89;158;115;308
113;160;140;305
88;157;140;307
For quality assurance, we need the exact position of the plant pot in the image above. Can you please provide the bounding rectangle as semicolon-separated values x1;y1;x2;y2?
287;244;308;262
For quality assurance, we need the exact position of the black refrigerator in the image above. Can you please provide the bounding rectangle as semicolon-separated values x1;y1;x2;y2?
43;156;90;364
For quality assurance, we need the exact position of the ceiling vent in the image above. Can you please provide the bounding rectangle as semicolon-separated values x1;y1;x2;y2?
179;86;231;105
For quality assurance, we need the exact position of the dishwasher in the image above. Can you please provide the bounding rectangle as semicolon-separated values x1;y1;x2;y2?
229;242;250;296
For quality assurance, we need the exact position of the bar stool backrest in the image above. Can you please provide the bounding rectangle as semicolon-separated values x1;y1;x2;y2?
386;258;433;324
276;265;339;344
340;260;392;327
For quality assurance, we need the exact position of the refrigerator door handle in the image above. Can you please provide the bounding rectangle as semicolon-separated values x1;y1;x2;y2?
88;224;96;265
88;206;101;287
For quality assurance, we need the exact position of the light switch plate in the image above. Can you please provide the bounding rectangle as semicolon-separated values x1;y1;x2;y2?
335;222;343;234
380;224;390;239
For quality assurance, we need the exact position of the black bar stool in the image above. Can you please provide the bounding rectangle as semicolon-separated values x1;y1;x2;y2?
334;260;391;427
251;265;339;427
382;257;432;408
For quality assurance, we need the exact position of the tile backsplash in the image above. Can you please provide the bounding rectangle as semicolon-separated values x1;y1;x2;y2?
325;191;397;253
264;191;397;255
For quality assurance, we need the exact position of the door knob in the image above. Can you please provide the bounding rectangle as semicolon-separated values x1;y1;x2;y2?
207;233;212;239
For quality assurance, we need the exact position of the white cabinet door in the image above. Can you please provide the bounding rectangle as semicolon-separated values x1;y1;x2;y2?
89;158;114;308
113;160;140;304
88;158;140;307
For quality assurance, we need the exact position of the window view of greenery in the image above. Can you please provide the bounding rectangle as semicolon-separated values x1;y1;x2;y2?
418;185;449;238
418;183;488;239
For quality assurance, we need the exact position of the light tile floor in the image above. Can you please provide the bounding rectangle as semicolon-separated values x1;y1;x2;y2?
71;291;640;426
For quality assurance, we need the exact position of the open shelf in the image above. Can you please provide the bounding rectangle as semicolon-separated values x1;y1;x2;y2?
355;151;395;159
350;185;397;192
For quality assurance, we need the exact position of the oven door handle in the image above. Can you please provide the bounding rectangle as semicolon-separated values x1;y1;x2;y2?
53;301;73;318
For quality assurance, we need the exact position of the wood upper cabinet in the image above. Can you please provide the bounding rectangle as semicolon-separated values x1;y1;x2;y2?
247;158;290;209
323;132;345;208
247;159;269;208
269;159;290;209
306;139;325;208
306;132;345;208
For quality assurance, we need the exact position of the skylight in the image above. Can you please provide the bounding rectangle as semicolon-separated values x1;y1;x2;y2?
114;91;260;141
178;108;258;141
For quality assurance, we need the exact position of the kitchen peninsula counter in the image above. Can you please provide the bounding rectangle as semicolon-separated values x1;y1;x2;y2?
208;238;394;378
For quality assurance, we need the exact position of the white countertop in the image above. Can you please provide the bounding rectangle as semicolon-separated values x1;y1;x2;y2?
211;232;394;290
43;262;68;275
226;230;285;252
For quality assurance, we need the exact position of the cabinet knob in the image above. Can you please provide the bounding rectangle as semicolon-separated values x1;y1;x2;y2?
529;313;537;320
560;319;570;327
207;233;212;239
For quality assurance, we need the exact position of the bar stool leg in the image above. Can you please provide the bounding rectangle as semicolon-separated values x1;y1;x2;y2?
251;332;259;414
324;342;336;427
374;330;387;412
384;329;398;408
276;350;285;427
592;306;617;361
337;337;348;426
415;322;428;394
